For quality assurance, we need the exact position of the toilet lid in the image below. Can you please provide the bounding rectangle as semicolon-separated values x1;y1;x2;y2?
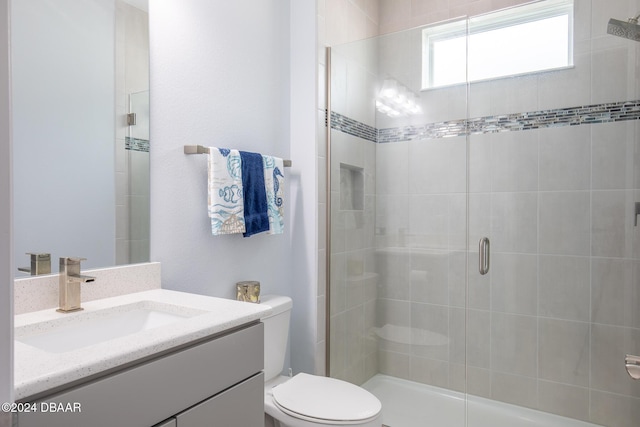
271;373;382;423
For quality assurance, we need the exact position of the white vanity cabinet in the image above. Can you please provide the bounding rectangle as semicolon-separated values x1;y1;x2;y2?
18;322;264;427
156;372;264;427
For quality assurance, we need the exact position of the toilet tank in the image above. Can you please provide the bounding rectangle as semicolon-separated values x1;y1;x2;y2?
260;295;293;382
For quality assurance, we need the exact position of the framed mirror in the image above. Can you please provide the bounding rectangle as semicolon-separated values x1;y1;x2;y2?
12;0;149;275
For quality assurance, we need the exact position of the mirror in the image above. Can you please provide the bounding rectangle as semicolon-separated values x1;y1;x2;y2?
12;0;150;275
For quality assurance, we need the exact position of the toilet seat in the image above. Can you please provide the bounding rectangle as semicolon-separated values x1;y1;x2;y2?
271;373;382;425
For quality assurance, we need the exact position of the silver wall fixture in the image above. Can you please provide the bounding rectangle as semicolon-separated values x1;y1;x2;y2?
608;14;640;42
625;354;640;379
183;145;292;167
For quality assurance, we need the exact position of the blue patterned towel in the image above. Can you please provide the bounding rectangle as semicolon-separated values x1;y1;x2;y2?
263;155;285;234
208;148;246;235
240;151;270;237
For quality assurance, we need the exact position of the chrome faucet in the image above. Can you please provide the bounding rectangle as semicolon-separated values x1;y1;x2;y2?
57;257;95;313
18;252;51;275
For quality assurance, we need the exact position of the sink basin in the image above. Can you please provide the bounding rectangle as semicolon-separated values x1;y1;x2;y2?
15;301;206;353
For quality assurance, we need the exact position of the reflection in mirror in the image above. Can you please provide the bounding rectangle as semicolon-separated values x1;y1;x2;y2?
12;0;149;275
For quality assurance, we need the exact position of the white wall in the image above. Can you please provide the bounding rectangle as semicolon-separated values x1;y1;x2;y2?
289;0;318;376
11;0;116;270
0;0;320;418
150;0;321;372
149;0;291;297
0;0;12;423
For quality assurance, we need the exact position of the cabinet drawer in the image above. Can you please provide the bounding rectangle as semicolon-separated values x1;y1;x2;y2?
19;322;263;427
176;373;264;427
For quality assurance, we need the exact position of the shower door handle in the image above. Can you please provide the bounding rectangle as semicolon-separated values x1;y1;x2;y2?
479;237;490;275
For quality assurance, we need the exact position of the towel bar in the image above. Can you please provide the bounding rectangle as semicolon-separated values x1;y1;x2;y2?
184;145;292;167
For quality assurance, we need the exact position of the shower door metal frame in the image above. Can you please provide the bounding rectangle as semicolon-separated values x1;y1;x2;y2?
325;46;332;377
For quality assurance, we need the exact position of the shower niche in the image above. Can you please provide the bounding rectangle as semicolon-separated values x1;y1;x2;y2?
339;163;364;211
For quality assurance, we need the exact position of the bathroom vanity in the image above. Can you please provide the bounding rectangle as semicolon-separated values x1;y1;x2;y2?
14;289;270;427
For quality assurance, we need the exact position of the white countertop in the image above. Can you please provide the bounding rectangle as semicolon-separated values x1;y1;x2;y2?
14;289;271;400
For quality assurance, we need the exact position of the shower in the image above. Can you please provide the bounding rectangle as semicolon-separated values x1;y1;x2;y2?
608;14;640;41
326;0;640;426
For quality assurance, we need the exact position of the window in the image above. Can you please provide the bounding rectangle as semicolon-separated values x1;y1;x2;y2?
422;0;574;89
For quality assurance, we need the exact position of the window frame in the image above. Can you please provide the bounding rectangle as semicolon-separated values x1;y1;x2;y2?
422;0;574;90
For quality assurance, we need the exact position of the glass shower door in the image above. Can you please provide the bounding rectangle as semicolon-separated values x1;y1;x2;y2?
328;1;640;426
328;22;471;426
466;1;640;426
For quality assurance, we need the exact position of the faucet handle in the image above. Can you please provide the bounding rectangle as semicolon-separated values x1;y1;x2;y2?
60;257;87;265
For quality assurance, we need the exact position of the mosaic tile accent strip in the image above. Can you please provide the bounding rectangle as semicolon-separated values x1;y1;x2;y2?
332;100;640;143
378;100;640;142
125;136;150;152
330;111;377;142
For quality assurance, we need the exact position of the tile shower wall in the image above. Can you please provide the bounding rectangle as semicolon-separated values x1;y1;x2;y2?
374;119;640;425
326;1;640;424
378;0;532;35
318;0;380;378
369;1;640;426
321;0;542;386
328;38;379;385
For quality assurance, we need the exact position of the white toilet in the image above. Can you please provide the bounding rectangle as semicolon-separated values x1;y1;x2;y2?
261;295;382;427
